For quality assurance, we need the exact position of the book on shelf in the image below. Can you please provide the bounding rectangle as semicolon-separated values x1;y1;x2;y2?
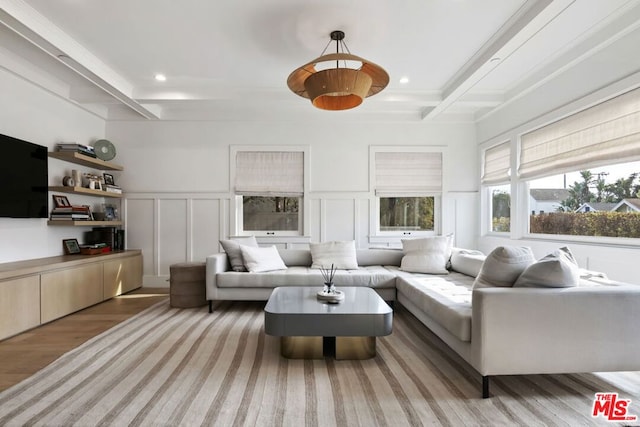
50;214;91;220
104;185;122;194
50;204;92;220
55;143;96;158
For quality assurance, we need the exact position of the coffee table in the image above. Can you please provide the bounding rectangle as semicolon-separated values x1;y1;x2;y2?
264;286;393;359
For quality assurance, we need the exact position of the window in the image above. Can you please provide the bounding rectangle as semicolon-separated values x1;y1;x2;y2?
241;196;299;233
519;87;640;239
371;148;443;237
490;184;511;232
482;141;511;233
527;161;640;238
379;197;434;232
232;148;308;236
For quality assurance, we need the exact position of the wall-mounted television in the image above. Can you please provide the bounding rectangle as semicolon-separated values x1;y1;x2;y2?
0;133;48;218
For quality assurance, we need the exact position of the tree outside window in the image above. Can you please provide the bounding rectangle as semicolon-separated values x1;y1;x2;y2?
243;196;299;232
379;197;434;232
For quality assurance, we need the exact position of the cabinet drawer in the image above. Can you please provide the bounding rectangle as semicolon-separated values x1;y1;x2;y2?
0;276;40;340
41;263;103;323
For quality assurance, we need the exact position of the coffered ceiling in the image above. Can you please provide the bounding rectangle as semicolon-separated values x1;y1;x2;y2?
1;0;640;122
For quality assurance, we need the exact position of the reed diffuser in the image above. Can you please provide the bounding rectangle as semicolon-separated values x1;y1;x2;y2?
320;263;336;294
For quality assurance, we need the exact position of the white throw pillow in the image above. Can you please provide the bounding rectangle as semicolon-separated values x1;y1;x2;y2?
310;241;358;270
513;247;580;288
400;236;450;275
450;248;486;277
240;245;287;273
473;246;535;288
219;236;259;272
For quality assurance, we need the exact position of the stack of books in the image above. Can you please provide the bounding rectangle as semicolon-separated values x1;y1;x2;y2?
50;205;91;221
55;143;96;158
104;184;122;194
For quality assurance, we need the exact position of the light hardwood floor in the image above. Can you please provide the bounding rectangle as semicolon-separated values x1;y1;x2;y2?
0;287;169;392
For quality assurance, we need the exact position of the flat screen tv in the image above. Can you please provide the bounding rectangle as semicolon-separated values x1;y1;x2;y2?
0;133;48;218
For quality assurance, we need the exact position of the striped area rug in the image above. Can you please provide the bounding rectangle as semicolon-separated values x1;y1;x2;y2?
0;300;638;426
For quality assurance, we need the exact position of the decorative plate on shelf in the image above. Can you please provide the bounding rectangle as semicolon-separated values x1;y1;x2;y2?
93;139;116;161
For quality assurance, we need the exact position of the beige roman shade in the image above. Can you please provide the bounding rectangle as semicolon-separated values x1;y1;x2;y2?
375;151;442;196
482;141;510;185
235;151;304;196
519;87;640;179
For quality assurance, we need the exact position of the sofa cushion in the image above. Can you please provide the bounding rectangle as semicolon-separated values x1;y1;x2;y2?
514;247;580;288
473;246;535;288
310;241;358;269
400;236;450;274
395;270;474;342
450;248;485;277
217;265;397;288
219;236;258;272
278;249;312;266
240;245;287;273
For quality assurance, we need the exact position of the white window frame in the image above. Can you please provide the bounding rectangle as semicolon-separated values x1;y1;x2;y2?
369;146;447;244
485;184;512;235
230;145;310;237
481;139;514;238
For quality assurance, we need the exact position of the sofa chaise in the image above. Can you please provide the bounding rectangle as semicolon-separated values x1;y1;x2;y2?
206;244;640;398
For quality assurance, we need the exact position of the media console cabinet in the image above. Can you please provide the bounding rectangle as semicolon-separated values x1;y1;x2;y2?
0;250;142;340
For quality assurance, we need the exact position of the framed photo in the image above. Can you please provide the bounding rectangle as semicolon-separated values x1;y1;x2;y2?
103;204;118;221
62;238;81;254
53;194;71;208
103;173;115;186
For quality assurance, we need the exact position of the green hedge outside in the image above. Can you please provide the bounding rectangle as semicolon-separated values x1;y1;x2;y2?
529;212;640;238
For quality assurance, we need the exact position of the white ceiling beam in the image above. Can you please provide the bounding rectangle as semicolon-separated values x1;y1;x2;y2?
422;0;575;120
0;0;160;119
476;0;640;123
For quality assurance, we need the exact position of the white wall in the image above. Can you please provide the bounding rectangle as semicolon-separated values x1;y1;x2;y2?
106;120;479;285
0;68;105;263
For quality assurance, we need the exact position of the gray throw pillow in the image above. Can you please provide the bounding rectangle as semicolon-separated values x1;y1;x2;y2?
513;247;580;288
219;236;259;272
473;246;535;288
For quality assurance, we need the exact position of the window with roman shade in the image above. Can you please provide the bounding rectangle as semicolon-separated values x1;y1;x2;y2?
371;149;443;237
374;151;442;196
235;151;304;196
233;150;305;236
519;87;640;180
482;141;510;185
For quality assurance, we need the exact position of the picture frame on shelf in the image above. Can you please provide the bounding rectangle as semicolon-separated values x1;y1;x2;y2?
62;238;81;254
53;194;71;208
103;203;118;221
103;173;115;186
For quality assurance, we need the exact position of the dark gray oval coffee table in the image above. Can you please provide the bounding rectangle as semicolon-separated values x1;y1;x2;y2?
264;286;393;359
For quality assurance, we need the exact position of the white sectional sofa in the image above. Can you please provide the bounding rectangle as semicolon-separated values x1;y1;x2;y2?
205;246;640;398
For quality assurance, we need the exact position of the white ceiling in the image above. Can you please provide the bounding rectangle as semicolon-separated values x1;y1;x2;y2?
1;0;640;122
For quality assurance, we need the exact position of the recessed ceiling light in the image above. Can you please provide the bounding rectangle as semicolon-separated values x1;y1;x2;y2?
154;74;167;82
399;76;410;84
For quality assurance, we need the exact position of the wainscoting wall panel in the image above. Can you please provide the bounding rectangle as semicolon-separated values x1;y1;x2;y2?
158;199;188;276
125;192;479;286
125;199;155;278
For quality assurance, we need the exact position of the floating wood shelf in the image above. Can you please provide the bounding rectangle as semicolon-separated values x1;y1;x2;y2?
48;186;122;198
48;152;123;171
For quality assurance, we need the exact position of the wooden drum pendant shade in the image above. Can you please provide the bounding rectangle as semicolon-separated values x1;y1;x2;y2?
287;31;389;111
305;68;373;110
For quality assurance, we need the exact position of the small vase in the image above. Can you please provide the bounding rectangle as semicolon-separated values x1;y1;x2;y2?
323;282;335;294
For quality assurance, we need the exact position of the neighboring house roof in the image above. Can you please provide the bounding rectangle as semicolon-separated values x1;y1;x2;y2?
530;189;571;202
612;198;640;212
576;202;617;212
